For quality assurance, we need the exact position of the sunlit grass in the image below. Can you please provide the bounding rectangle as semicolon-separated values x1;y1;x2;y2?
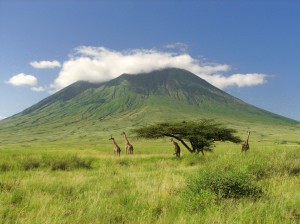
0;137;299;223
0;121;299;223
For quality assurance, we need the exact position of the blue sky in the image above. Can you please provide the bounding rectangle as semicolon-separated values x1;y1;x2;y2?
0;0;299;121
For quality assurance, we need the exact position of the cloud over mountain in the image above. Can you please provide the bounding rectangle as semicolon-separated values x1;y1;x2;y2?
51;46;268;91
6;45;268;93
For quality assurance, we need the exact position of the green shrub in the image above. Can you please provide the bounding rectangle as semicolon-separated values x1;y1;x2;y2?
187;168;263;200
51;160;68;171
22;158;41;170
0;163;12;171
51;156;93;171
71;156;93;169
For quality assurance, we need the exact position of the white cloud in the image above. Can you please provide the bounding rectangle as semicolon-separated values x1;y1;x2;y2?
51;46;236;91
30;60;61;69
16;45;268;93
201;73;268;89
6;73;38;86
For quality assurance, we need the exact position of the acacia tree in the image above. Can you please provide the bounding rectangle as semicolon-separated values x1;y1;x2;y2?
133;120;242;155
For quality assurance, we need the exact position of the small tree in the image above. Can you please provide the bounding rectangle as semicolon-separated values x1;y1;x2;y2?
133;120;242;155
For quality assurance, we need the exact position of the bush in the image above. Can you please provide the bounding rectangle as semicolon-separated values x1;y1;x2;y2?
0;163;12;172
72;156;93;169
22;158;41;170
51;160;68;171
51;156;93;171
187;168;263;200
1;155;93;171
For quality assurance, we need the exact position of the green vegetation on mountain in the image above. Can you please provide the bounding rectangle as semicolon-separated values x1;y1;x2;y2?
17;68;298;126
0;68;298;146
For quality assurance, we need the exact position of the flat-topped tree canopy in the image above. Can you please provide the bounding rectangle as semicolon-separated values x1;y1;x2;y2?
133;120;242;155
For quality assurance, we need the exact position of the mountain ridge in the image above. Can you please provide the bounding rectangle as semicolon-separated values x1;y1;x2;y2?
2;68;298;130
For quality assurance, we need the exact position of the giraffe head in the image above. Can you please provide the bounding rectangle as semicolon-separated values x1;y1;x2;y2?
121;131;126;135
246;130;251;138
109;135;114;140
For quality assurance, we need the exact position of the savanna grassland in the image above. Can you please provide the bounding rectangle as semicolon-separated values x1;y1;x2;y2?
0;121;299;224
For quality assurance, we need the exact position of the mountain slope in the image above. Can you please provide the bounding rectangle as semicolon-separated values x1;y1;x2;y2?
1;68;298;134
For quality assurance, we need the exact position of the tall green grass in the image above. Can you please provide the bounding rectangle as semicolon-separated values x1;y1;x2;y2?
0;138;299;223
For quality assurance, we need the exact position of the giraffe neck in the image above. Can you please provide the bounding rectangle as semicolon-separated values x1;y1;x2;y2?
112;139;118;147
245;132;250;143
124;133;130;144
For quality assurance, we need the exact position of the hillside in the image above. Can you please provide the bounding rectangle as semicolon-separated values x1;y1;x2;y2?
0;68;298;144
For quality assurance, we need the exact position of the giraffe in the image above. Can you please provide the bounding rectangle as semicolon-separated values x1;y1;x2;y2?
170;138;181;158
242;131;251;152
109;135;121;157
122;132;134;154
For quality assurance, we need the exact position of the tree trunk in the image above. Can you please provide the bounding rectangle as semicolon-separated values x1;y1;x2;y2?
164;134;194;153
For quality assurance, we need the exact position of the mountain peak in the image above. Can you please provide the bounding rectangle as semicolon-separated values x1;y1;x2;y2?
109;67;223;98
119;68;204;85
6;68;298;126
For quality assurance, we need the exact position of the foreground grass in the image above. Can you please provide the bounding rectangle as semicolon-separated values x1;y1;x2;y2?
0;139;299;224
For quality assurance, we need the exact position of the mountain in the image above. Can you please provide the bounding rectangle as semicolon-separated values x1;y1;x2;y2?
0;68;298;142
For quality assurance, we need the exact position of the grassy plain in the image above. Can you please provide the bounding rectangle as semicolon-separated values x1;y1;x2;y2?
0;121;299;223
